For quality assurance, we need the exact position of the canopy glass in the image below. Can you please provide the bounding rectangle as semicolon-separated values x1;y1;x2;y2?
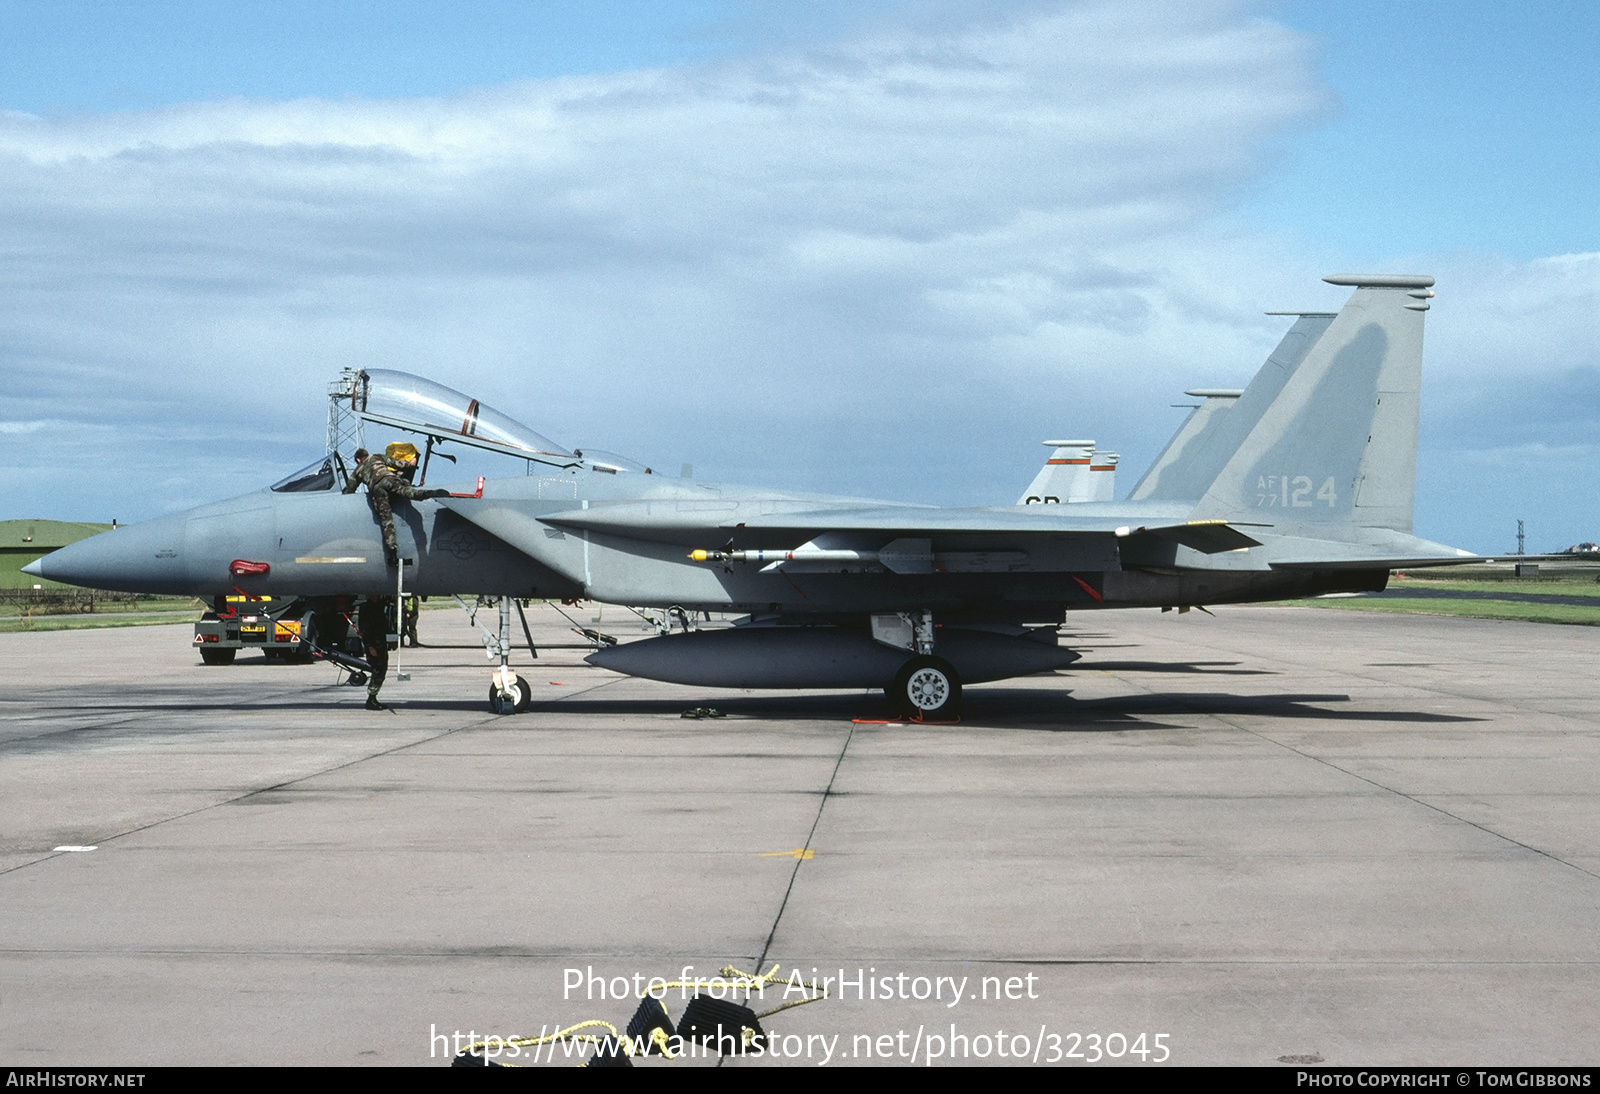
352;370;576;466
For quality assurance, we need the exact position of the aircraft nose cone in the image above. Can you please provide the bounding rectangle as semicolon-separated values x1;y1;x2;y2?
29;517;188;594
20;558;43;577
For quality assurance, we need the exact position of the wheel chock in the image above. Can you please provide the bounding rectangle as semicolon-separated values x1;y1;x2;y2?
625;996;675;1054
584;1038;634;1067
676;995;766;1055
450;1050;504;1067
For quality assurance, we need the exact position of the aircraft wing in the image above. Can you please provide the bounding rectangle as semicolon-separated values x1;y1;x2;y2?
447;497;1265;555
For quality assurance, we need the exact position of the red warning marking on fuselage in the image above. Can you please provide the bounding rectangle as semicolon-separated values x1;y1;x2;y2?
1070;574;1105;603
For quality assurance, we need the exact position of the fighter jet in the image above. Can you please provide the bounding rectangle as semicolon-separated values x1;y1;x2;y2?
1016;441;1118;504
29;274;1482;719
1018;440;1095;505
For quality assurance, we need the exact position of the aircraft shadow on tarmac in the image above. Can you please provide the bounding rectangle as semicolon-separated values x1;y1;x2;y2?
19;693;1487;737
32;659;1483;732
364;687;1487;732
1071;660;1277;675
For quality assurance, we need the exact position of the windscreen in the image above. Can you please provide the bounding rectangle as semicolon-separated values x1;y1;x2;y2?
352;370;575;466
270;457;338;493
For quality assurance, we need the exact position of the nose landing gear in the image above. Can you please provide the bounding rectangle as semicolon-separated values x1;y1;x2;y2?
470;597;534;715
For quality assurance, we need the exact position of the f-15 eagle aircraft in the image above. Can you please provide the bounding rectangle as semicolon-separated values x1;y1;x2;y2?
29;273;1479;719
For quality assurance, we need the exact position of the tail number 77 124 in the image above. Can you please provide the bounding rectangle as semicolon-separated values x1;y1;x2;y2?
1256;474;1337;508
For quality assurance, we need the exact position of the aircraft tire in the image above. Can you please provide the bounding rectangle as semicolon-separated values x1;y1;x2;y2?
200;647;237;667
488;678;533;715
891;656;961;720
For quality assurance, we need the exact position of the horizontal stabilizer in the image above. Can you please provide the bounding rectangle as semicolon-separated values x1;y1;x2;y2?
1272;553;1568;571
1123;520;1264;554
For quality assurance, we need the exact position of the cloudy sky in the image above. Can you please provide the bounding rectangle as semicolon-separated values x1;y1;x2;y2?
1;0;1595;553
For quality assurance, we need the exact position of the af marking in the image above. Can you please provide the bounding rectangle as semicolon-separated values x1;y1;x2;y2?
1256;474;1336;508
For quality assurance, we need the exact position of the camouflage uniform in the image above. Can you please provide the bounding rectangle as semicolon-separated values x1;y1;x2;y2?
343;452;433;563
357;596;394;707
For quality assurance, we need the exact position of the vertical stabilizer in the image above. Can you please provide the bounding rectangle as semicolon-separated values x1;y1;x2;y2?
1132;314;1335;501
1088;451;1119;501
1019;440;1094;504
1127;389;1242;500
1193;275;1432;532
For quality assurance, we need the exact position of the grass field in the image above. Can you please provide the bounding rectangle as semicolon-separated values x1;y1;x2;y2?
1300;570;1600;626
1387;578;1600;598
0;596;204;634
0;612;203;635
1301;596;1600;626
1388;570;1600;596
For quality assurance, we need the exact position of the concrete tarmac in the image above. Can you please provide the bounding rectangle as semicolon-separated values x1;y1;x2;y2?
1;604;1597;1067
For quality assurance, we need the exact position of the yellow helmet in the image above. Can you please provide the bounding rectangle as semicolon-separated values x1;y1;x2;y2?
385;441;420;463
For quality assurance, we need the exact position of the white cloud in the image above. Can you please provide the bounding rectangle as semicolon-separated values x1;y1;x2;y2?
5;0;1592;553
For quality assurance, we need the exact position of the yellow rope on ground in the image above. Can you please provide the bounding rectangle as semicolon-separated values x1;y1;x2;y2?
457;962;830;1065
461;1019;626;1066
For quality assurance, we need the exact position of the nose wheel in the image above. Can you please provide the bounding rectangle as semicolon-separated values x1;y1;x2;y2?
890;656;961;721
489;667;533;714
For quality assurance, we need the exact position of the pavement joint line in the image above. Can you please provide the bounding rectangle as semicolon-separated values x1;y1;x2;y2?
1236;725;1600;885
0;673;367;753
0;660;616;752
755;722;858;971
1106;621;1596;734
0;665;640;882
1097;663;1600;885
0;671;639;830
0;713;152;749
0;699;524;881
1153;609;1599;725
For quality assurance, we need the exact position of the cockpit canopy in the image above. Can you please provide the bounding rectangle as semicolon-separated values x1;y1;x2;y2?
353;370;576;466
269;370;657;491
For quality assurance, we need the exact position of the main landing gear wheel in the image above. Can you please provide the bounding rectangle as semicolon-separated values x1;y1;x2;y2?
200;647;236;666
488;677;533;715
890;656;961;721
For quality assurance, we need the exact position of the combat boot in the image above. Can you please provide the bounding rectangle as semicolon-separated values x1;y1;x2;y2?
365;695;384;711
